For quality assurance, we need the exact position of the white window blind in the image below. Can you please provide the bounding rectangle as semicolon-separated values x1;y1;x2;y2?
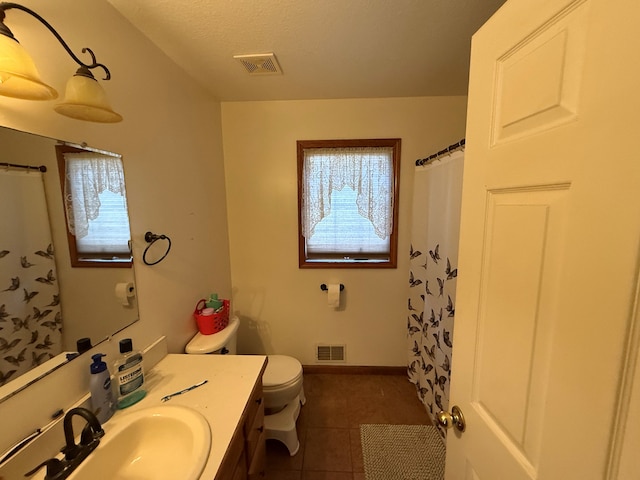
306;187;390;256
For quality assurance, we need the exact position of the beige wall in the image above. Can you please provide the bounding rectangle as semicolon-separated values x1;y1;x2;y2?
221;97;467;366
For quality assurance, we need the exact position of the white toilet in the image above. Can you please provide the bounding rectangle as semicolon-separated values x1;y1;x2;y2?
185;316;305;455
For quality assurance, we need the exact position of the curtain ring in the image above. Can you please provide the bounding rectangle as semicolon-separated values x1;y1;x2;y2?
143;231;171;265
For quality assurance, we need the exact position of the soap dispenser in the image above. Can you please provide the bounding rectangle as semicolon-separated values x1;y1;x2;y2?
89;353;115;423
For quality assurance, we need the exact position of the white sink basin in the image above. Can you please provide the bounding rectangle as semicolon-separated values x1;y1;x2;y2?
69;405;211;480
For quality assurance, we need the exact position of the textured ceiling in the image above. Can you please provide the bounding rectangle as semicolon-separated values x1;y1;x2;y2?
108;0;507;102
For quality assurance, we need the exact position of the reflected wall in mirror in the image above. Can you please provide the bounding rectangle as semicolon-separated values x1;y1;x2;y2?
0;126;138;401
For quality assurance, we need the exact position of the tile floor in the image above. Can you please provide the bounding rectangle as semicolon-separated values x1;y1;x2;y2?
264;373;432;480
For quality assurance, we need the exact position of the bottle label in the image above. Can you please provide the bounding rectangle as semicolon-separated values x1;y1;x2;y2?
117;355;144;396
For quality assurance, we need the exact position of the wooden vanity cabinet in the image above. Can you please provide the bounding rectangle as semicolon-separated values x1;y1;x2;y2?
244;380;266;478
215;378;266;480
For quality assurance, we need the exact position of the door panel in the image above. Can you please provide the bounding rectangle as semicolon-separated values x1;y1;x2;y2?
446;0;640;478
475;187;568;470
492;0;588;144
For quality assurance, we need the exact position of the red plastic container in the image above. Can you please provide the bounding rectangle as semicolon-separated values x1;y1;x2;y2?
193;299;229;335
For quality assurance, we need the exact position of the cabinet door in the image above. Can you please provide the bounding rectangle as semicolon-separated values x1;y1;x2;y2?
247;430;267;480
232;454;248;480
215;429;245;480
245;399;265;461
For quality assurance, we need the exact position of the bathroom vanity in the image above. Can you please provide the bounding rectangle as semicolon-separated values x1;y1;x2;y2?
0;350;268;480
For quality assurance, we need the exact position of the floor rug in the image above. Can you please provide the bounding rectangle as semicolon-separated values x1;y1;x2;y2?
360;424;446;480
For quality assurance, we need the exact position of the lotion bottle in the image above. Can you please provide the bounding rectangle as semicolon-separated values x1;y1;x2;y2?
114;338;146;409
89;353;115;423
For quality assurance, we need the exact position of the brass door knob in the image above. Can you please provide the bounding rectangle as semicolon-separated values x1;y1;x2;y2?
436;405;466;432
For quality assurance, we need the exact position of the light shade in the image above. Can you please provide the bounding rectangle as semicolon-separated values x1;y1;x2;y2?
54;68;122;123
0;33;58;100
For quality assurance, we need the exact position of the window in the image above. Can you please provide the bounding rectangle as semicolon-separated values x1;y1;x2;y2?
55;144;132;268
297;138;401;268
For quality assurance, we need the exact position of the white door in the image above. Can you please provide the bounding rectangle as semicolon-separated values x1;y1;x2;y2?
445;0;640;478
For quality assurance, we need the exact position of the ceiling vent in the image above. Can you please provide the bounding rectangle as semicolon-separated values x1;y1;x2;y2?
234;53;282;75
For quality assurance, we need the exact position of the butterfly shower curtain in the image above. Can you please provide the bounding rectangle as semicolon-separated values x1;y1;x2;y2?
0;169;62;387
407;149;464;434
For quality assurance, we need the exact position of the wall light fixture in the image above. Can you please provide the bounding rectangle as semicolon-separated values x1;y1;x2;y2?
0;2;122;123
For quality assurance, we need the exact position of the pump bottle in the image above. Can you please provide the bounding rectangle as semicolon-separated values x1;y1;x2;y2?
89;353;115;423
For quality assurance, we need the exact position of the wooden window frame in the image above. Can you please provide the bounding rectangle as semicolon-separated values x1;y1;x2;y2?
297;138;401;269
55;144;132;269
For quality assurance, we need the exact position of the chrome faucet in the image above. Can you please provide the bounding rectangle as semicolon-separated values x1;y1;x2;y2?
25;407;104;480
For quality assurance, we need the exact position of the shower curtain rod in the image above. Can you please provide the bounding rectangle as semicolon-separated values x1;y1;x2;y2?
0;162;47;172
415;138;465;166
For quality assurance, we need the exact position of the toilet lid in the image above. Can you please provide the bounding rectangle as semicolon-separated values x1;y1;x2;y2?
263;355;303;388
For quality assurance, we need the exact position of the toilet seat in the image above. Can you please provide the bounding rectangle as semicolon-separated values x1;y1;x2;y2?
263;374;302;392
263;355;303;388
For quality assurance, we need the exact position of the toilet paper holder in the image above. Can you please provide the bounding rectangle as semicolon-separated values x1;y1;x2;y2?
320;284;344;291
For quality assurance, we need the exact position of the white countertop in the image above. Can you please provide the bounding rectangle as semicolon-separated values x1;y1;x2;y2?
1;352;267;480
129;353;268;480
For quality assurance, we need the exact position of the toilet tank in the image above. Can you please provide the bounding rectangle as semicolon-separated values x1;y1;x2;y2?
185;316;240;354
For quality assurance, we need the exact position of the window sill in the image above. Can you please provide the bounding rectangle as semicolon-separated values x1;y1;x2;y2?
300;258;396;269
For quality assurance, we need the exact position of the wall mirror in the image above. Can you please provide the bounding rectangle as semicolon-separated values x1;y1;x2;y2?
0;126;138;403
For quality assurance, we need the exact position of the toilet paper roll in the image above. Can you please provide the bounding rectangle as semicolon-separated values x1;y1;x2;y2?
115;282;135;306
327;283;340;309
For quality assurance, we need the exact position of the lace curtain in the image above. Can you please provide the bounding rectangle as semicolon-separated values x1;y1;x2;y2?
301;146;393;239
63;152;126;239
